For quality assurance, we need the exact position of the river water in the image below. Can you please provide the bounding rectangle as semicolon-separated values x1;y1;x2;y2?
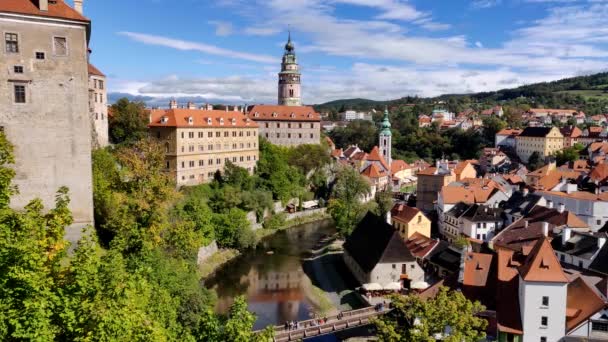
204;219;346;330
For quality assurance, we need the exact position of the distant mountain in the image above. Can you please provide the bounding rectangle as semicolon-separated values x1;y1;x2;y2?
314;72;608;113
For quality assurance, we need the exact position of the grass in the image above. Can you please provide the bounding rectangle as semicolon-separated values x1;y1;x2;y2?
198;248;240;279
308;284;337;316
254;211;331;240
556;90;608;100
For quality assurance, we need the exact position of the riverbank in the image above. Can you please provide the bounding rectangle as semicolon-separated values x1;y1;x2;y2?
254;211;331;240
199;213;331;280
198;248;240;279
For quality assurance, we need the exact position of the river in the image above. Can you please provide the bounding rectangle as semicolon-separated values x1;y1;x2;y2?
204;219;365;330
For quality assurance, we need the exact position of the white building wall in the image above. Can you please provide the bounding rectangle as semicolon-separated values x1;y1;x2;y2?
519;279;567;342
370;261;424;286
539;193;608;231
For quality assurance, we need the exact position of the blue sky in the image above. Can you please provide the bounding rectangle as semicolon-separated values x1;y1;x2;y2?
76;0;608;105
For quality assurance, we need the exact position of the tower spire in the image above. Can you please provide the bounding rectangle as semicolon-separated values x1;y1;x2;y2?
379;106;392;167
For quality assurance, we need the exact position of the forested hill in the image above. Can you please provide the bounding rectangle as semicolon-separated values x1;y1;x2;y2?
314;72;608;114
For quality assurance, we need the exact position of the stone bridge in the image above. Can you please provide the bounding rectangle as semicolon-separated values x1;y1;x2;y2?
255;306;389;342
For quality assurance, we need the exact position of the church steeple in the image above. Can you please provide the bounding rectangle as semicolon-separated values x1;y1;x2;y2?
278;30;302;106
379;106;392;167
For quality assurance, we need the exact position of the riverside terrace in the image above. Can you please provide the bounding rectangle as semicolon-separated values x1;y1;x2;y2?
255;306;389;342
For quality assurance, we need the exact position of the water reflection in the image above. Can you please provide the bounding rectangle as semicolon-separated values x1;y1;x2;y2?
205;219;336;330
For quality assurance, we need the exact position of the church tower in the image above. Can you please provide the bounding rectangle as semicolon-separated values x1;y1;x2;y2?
278;31;302;106
379;107;392;167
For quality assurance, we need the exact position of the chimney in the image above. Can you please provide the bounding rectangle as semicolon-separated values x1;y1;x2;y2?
547;200;553;209
524;220;529;228
558;203;565;214
169;99;177;109
542;222;549;237
74;0;83;15
563;227;572;245
187;101;196;110
39;0;48;11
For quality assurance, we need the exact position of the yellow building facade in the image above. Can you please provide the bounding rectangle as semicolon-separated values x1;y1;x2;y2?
149;107;259;186
391;204;432;239
516;126;564;163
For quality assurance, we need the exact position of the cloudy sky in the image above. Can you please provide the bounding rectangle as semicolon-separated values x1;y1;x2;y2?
82;0;608;105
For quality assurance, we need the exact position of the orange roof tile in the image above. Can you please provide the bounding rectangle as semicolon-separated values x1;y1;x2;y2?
391;160;410;174
88;63;104;77
519;238;568;283
566;276;607;331
0;0;89;22
391;204;424;223
148;108;258;128
462;252;493;287
331;148;342;158
367;146;389;171
590;163;608;182
404;232;438;258
248;105;320;122
361;163;386;179
496;128;522;136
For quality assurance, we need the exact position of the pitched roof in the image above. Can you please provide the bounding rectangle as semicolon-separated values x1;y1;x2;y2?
404;232;439;258
148;108;258;128
0;0;89;22
551;231;603;260
518;126;553;138
539;190;608;203
427;242;462;272
331;148;343;158
391;159;410;174
367;146;389;171
461;204;503;222
589;242;608;275
453;160;475;177
496;128;523;136
440;182;503;205
248;105;320;122
519;238;568;283
462;252;493;287
496;248;523;334
88;63;105;77
361;163;387;179
566;276;607;331
391;203;425;224
343;212;415;273
589;142;608;154
343;145;360;158
561;126;583;138
590;163;608;183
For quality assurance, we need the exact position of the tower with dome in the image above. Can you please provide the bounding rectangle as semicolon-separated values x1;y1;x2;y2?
277;31;302;106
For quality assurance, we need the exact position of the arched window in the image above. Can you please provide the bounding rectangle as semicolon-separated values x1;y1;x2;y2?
289;89;294;97
165;142;170;153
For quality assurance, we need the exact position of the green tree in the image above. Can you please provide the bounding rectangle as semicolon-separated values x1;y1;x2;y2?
375;287;487;342
328;166;370;235
527;151;545;171
108;97;149;144
329;120;378;152
212;208;255;250
555;147;580;166
373;190;394;217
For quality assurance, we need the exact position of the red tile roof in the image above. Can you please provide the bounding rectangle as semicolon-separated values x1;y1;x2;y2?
590;163;608;183
462;252;493;288
518;238;568;283
566;276;607;331
404;232;438;258
391;203;423;223
88;63;104;77
390;159;410;174
248;105;320;122
496;128;522;136
360;163;386;179
149;108;258;128
0;0;89;22
331;148;342;158
367;146;389;171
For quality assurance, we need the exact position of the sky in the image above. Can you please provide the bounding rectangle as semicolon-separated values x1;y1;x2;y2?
78;0;608;106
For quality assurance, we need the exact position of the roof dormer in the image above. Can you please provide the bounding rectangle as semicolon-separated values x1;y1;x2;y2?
161;116;168;124
188;116;194;125
272;112;278;118
231;118;236;125
220;118;224;125
290;113;296;118
207;118;212;125
254;112;259;117
307;113;313;118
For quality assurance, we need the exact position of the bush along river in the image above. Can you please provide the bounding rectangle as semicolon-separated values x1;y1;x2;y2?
204;219;367;330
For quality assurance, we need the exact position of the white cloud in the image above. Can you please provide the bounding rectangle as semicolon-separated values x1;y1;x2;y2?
471;0;502;9
475;41;483;48
118;31;276;64
244;26;282;36
208;20;234;36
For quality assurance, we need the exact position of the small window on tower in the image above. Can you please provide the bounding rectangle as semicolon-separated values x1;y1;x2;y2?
289;89;294;97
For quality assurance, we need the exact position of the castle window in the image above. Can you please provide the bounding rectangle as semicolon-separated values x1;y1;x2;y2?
13;84;26;103
5;33;19;53
188;117;193;125
53;37;68;56
13;66;23;74
289;89;294;97
541;316;548;327
542;296;549;307
98;80;104;90
35;52;45;60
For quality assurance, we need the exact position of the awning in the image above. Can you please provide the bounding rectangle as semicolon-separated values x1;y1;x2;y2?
411;281;429;290
302;200;319;209
383;282;402;291
362;283;382;291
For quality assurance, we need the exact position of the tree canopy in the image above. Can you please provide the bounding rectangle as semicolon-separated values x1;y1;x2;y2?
109;97;149;145
375;287;488;342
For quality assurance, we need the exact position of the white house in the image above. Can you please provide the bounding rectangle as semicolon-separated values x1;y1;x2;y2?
343;212;425;289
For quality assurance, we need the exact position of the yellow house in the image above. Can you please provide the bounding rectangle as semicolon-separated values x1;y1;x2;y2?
516;126;564;163
391;203;431;239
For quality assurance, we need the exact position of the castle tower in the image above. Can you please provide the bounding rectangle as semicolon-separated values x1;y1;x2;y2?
379;107;392;167
278;31;302;106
